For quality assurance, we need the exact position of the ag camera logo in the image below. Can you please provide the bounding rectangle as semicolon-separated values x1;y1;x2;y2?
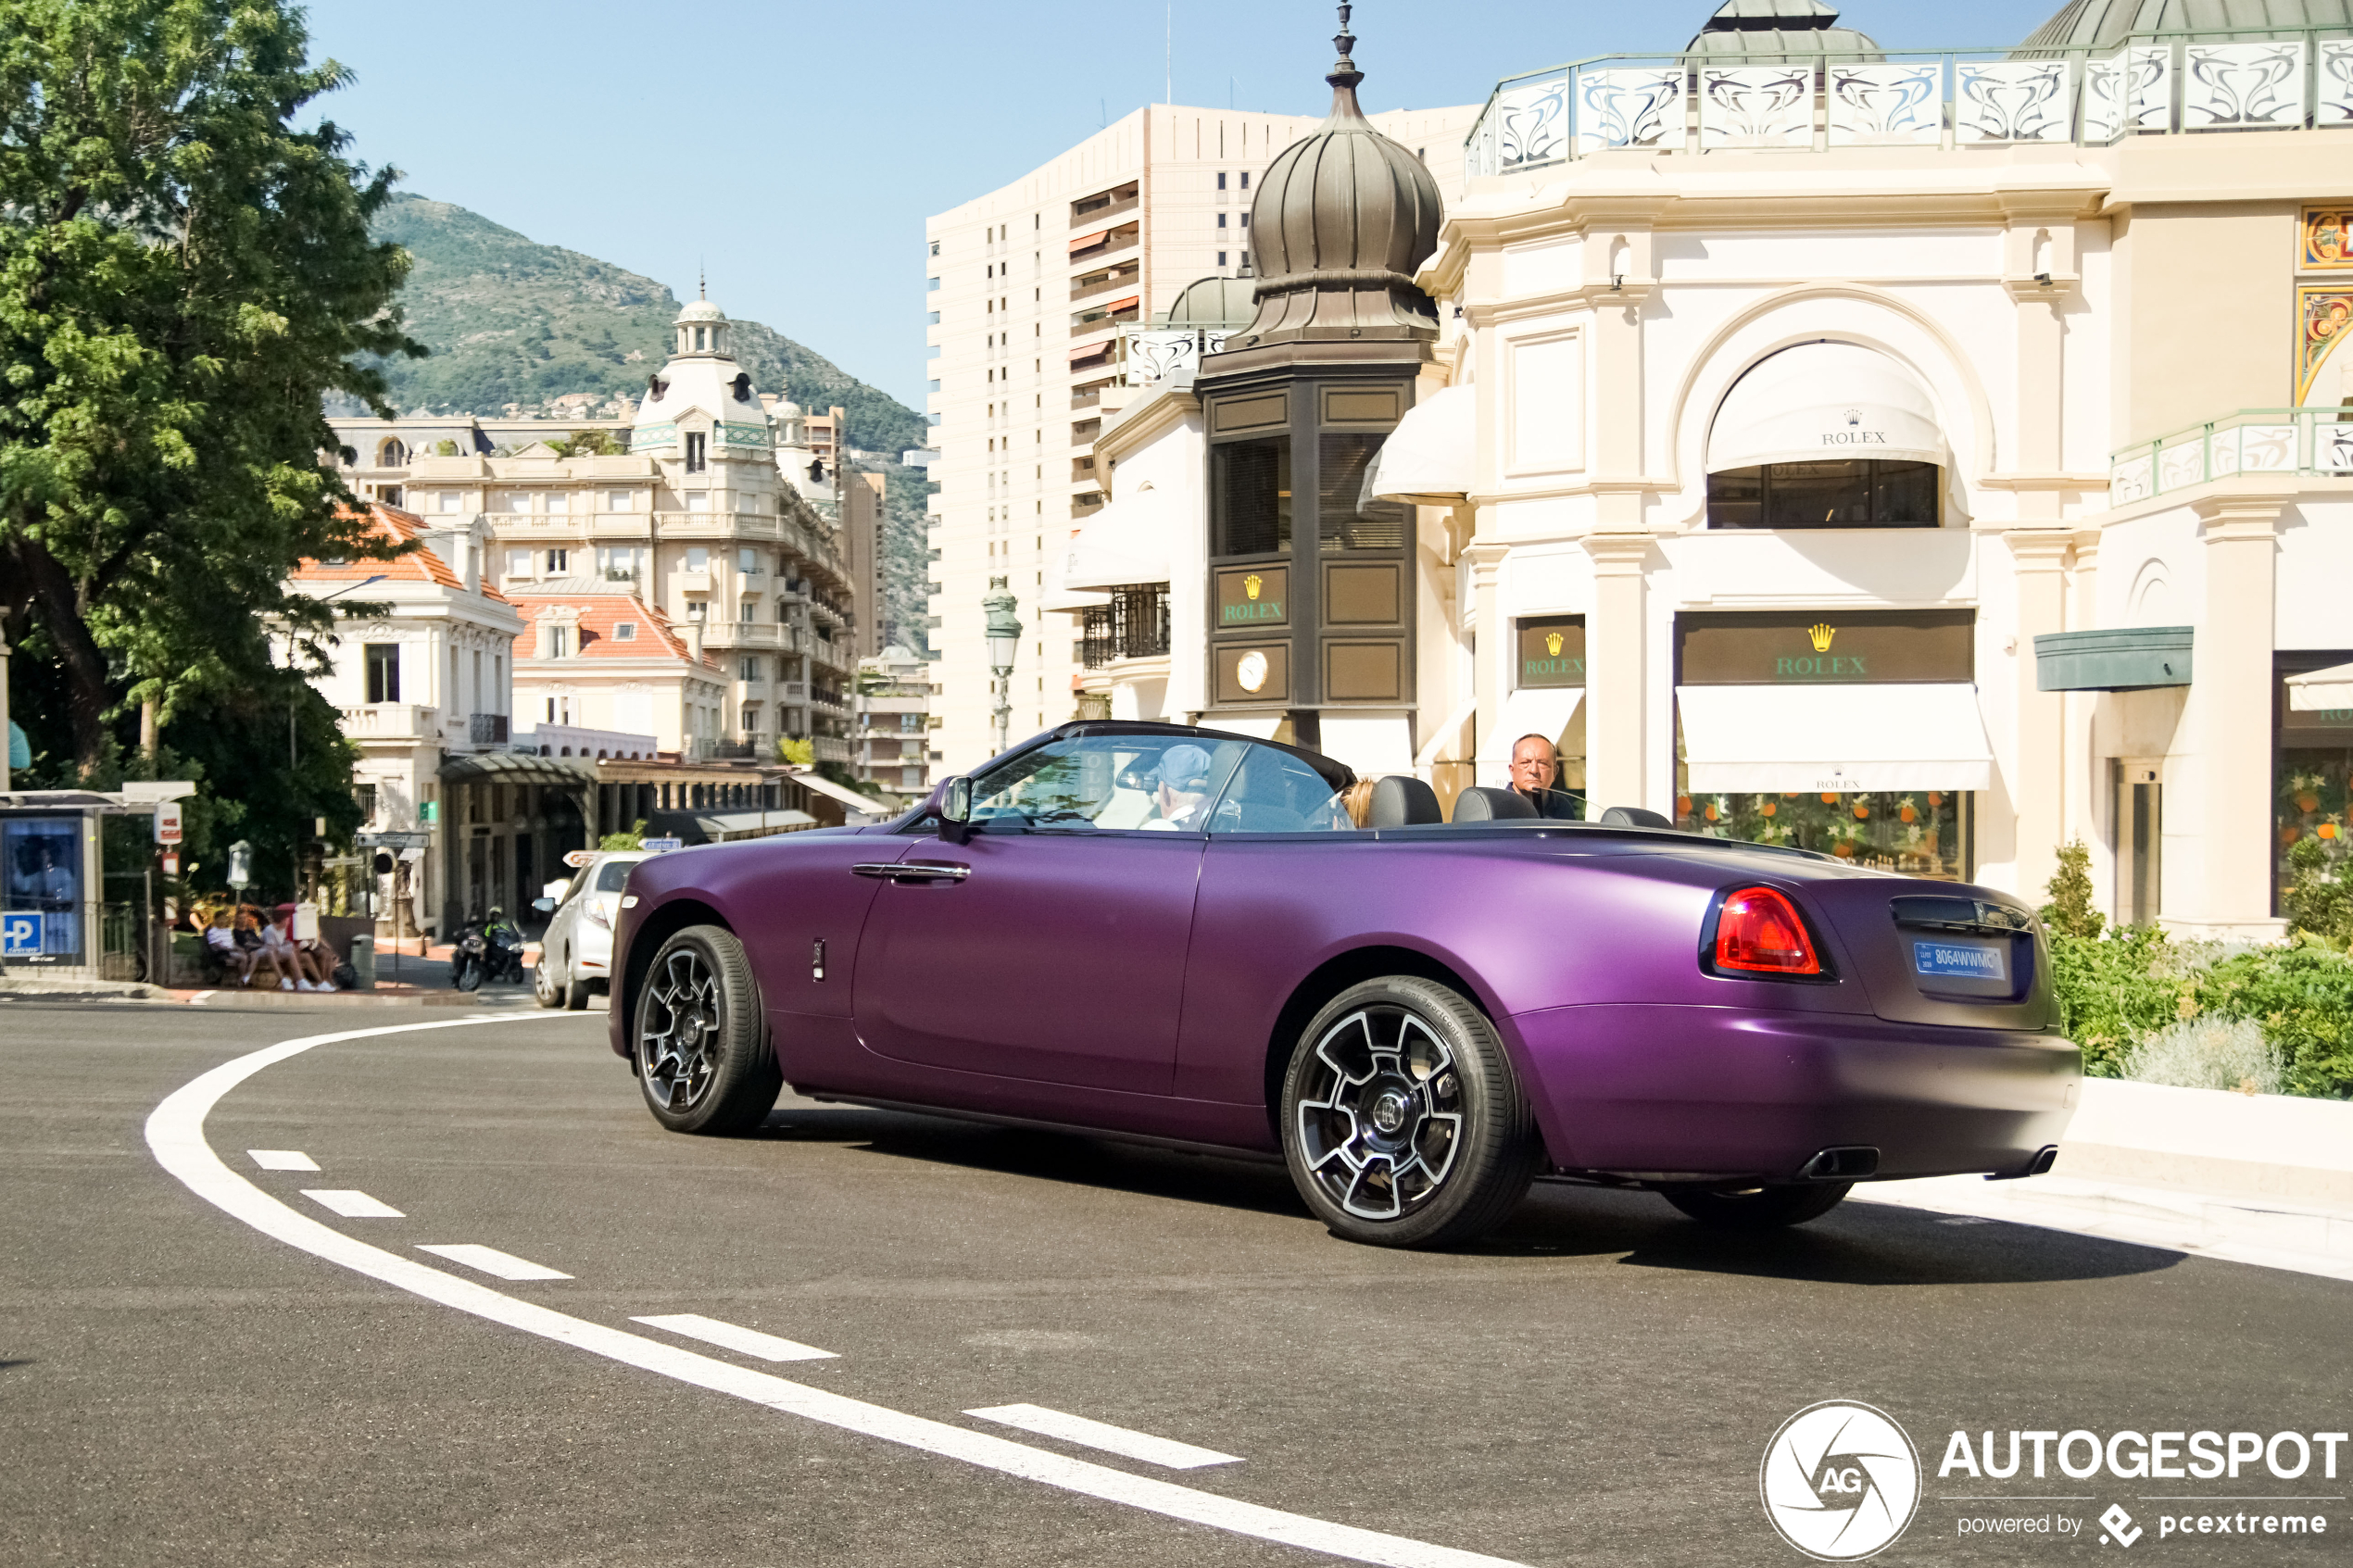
1761;1401;1921;1561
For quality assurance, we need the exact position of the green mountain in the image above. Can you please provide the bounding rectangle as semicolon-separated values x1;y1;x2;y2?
365;194;935;652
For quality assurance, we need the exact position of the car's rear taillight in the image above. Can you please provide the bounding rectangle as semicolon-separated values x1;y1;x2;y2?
1711;885;1822;976
586;901;611;930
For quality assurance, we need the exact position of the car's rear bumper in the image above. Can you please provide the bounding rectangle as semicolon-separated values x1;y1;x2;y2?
1509;1003;2081;1183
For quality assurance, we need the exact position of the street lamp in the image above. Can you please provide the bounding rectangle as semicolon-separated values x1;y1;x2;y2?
982;577;1022;756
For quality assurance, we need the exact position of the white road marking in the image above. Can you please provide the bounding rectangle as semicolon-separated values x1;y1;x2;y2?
303;1189;404;1218
967;1403;1243;1469
189;990;217;1006
248;1149;319;1171
631;1313;837;1362
144;1016;1529;1568
418;1243;572;1281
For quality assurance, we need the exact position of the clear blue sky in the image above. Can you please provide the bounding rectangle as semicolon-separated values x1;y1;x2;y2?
302;0;2061;411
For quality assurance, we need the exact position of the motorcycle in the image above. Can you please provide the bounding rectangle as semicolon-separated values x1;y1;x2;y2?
449;910;527;992
449;920;489;992
483;911;526;985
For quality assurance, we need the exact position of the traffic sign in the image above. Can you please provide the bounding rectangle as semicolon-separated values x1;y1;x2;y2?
161;853;180;879
641;837;683;853
358;831;431;850
154;800;183;846
2;911;43;959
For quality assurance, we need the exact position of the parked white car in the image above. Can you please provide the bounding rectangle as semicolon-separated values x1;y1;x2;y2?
533;850;649;1010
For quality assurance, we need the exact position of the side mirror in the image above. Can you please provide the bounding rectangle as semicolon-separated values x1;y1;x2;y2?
938;776;973;846
531;897;557;913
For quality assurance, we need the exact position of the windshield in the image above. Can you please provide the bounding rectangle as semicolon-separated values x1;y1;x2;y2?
593;859;637;893
966;734;1353;833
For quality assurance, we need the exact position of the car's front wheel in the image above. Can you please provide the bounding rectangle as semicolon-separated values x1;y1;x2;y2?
533;945;565;1009
1660;1182;1852;1230
1280;976;1539;1248
634;924;781;1135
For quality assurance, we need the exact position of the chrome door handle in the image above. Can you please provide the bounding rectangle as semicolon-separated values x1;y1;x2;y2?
850;861;971;883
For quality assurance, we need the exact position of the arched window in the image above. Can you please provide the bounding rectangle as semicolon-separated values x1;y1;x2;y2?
379;438;409;468
1705;344;1945;530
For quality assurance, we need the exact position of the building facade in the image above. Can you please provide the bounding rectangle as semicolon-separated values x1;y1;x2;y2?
1038;0;2353;942
923;97;1478;773
329;297;864;766
851;646;938;807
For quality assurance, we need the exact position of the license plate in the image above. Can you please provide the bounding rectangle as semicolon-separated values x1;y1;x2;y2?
1912;939;2007;982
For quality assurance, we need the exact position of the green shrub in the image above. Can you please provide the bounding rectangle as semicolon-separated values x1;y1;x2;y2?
2124;1016;2282;1094
2046;923;2183;1078
2282;834;2353;947
2195;942;2353;1098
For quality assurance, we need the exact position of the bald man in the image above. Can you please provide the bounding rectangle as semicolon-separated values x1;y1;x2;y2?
1507;734;1585;821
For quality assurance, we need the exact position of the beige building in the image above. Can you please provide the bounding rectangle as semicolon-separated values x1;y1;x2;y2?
329;297;864;765
508;587;724;757
1067;0;2353;940
923;97;1478;772
852;646;938;807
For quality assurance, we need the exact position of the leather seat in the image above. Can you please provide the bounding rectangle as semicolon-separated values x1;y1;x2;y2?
1598;805;1675;829
1450;786;1538;823
1367;775;1441;827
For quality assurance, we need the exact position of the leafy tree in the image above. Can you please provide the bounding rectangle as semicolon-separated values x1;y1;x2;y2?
550;428;622;458
0;0;421;776
598;818;647;851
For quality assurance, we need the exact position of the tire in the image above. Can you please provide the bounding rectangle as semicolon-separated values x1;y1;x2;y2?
1279;975;1540;1248
454;956;482;993
634;924;781;1135
1660;1182;1852;1231
562;948;592;1010
533;949;565;1009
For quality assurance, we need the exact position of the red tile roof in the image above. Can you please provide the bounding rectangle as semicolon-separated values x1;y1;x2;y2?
505;591;714;666
294;502;510;602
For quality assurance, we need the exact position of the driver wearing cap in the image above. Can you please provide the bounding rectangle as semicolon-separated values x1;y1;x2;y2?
1142;743;1215;831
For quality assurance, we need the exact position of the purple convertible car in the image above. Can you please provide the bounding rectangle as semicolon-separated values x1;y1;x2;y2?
609;721;2078;1248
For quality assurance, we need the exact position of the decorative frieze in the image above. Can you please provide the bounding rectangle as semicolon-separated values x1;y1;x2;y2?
1698;67;1813;149
1572;68;1681;154
1954;62;2072;144
1825;64;1942;146
2182;42;2305;129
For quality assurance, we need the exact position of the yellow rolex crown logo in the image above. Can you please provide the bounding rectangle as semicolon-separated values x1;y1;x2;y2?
1808;623;1836;653
1243;573;1263;601
1544;632;1565;657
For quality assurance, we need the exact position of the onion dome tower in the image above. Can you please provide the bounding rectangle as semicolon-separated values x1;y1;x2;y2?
1194;4;1431;751
1224;5;1442;358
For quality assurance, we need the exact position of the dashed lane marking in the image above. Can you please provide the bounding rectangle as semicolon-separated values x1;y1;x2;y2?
144;1016;1529;1568
418;1243;572;1281
966;1403;1244;1470
303;1189;404;1219
248;1150;319;1171
631;1313;838;1362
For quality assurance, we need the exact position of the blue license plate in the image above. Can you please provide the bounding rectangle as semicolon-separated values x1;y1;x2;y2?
1912;939;2007;982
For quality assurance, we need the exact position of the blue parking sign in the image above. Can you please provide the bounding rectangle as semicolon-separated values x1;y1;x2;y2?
1;911;43;959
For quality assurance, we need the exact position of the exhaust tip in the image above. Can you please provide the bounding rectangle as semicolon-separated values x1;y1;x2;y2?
1798;1146;1880;1182
1985;1144;2059;1181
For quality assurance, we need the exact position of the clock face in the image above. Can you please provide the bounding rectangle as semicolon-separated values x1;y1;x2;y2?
1237;650;1269;694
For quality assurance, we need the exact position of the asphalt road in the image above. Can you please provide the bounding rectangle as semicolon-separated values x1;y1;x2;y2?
3;997;2347;1567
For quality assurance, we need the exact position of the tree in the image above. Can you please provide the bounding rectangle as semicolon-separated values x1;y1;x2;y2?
0;0;422;776
550;428;621;458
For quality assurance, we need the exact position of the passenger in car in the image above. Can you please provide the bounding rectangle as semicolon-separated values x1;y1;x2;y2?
1140;743;1216;831
1507;734;1585;820
1338;777;1378;829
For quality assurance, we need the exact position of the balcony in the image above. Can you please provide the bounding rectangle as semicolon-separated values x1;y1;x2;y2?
1070;264;1140;303
1071;301;1139;337
812;735;853;764
1122;325;1241;389
1082;585;1172;670
341;703;440;740
2110;408;2353;503
705;621;781;649
1467;30;2353;180
1070;184;1139;227
1066;221;1139;268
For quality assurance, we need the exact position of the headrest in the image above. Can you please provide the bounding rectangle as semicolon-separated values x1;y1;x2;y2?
1368;775;1441;827
1451;786;1538;823
1599;805;1675;829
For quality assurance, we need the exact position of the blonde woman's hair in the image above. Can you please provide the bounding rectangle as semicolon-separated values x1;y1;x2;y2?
1340;776;1378;829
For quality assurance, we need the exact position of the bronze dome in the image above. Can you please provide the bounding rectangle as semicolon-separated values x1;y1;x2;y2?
1236;5;1441;349
1164;273;1259;327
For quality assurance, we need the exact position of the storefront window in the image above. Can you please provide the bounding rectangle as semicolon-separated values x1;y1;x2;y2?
1673;790;1972;880
2276;657;2353;912
1707;460;1940;529
2;816;84;958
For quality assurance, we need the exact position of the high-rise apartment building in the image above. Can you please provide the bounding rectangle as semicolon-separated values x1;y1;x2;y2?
923;101;1477;771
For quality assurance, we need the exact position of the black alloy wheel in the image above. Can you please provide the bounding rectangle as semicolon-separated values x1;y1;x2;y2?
1280;975;1540;1248
634;924;781;1135
1660;1182;1853;1230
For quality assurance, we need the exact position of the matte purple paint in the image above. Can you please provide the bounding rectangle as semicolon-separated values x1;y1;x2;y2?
609;797;2079;1186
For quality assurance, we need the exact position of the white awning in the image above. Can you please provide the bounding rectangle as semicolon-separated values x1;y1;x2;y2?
786;770;891;819
1055;491;1172;594
1365;384;1476;505
1677;683;1992;793
1706;342;1944;474
2288;660;2353;710
1476;687;1586;763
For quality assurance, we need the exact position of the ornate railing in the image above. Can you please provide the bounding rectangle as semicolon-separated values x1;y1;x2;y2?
1465;30;2353;180
2109;408;2353;502
1081;586;1172;669
1121;325;1243;387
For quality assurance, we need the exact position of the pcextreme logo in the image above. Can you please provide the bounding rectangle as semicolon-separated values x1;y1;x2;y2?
1761;1401;1923;1561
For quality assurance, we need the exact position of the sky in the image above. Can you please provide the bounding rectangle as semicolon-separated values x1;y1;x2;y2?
301;0;2062;412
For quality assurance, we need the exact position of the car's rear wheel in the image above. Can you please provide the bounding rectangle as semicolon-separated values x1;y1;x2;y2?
1660;1182;1852;1230
1280;976;1539;1248
635;925;780;1135
533;947;565;1009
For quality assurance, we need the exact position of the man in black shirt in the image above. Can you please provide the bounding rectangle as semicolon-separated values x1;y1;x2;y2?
1507;734;1584;820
